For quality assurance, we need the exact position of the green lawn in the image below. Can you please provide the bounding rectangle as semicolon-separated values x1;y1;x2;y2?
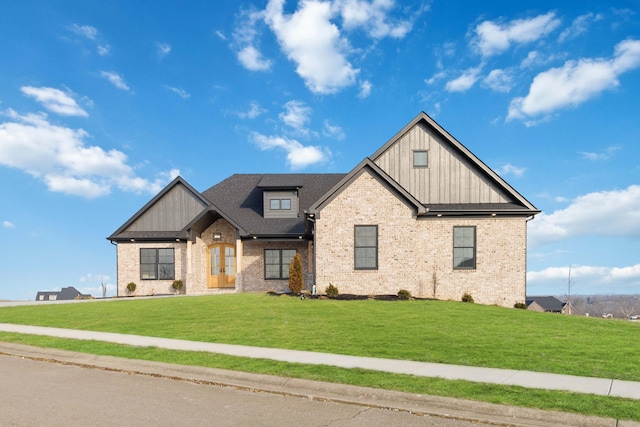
1;294;639;421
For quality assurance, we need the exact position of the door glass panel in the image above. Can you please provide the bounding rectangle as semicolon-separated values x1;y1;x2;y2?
225;247;235;275
210;247;220;275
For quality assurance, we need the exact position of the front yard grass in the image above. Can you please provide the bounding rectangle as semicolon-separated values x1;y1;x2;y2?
1;293;639;420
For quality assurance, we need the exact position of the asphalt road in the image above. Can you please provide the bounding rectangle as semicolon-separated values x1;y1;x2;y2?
0;354;486;427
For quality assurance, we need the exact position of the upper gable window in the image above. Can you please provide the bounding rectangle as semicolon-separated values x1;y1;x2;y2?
413;150;428;168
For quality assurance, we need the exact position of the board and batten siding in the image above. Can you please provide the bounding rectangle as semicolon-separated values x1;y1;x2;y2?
125;184;207;232
373;123;510;204
263;190;299;219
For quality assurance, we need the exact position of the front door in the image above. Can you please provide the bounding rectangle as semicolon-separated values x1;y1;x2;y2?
208;244;236;288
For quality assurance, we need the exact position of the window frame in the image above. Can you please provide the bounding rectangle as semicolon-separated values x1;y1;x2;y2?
140;248;175;280
269;198;292;210
453;226;476;270
264;249;297;280
354;225;378;270
413;150;428;168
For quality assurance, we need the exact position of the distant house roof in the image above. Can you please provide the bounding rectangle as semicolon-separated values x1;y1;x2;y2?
35;286;91;301
526;296;566;313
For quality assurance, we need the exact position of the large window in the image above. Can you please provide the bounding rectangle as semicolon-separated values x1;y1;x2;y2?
270;198;292;210
140;248;175;280
453;226;476;269
354;225;378;270
265;249;296;279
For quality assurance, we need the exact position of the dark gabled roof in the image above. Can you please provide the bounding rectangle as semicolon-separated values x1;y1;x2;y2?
201;174;346;237
526;296;566;312
257;175;304;188
108;176;210;242
308;159;428;216
371;112;540;214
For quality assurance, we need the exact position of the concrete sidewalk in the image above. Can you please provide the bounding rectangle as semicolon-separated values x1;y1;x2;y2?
1;322;639;401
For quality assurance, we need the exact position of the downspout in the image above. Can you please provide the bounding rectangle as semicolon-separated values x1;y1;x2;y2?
110;240;118;298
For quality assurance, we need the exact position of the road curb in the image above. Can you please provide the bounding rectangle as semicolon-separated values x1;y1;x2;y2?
0;342;637;427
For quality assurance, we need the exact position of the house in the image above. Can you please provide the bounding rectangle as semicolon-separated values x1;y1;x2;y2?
526;296;567;313
108;112;539;307
35;286;91;301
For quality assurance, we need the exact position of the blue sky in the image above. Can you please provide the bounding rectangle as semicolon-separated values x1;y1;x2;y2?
1;0;639;300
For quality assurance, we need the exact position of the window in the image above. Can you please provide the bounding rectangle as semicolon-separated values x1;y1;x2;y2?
140;248;175;280
265;249;296;279
354;225;377;270
270;198;291;210
413;150;428;168
453;226;476;269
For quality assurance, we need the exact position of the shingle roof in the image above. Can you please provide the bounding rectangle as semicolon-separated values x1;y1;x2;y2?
201;174;346;237
526;296;566;312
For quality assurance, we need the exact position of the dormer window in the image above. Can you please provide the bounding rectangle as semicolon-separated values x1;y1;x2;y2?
270;198;291;210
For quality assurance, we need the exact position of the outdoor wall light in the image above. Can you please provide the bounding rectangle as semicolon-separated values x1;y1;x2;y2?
213;233;222;241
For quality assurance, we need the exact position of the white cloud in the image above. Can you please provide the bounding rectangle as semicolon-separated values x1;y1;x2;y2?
251;132;329;169
527;263;640;294
2;220;15;228
0;109;177;198
496;163;525;177
233;8;272;71
237;101;266;119
69;24;98;40
99;71;131;92
528;184;640;247
335;0;415;39
474;12;561;58
483;69;513;92
323;120;345;140
215;30;227;41
237;45;272;71
264;0;359;94
358;80;372;98
445;67;482;92
508;39;640;121
558;13;603;43
69;24;109;56
166;86;191;99
156;42;171;58
580;146;620;161
21;86;88;117
279;100;312;134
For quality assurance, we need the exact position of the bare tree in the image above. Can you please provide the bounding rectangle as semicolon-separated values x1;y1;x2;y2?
565;264;576;315
100;282;107;298
619;296;639;318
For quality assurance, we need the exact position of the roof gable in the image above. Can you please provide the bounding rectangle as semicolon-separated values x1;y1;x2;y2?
308;159;427;216
371;112;538;212
108;176;209;241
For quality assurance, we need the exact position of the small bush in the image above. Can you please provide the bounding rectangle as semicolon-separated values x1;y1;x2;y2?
126;282;136;293
514;302;527;309
397;289;412;300
325;284;339;297
461;292;474;303
172;280;184;292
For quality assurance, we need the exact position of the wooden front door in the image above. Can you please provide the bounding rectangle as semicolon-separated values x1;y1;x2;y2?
208;244;236;288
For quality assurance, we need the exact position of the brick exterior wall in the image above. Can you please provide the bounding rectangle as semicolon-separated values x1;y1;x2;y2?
314;170;528;307
116;218;310;296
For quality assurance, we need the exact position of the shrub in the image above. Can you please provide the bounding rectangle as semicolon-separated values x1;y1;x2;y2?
288;253;304;294
461;292;474;303
514;302;527;309
397;289;412;300
325;284;339;297
172;280;184;293
126;282;136;293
